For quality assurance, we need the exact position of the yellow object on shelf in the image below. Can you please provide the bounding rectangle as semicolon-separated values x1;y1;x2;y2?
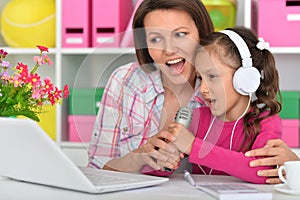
17;105;56;140
0;0;56;48
203;0;237;31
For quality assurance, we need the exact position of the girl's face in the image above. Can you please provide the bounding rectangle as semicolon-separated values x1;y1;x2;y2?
196;47;249;121
144;9;200;85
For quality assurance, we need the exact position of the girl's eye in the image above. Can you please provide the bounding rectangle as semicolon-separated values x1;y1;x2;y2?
175;32;187;38
209;74;216;79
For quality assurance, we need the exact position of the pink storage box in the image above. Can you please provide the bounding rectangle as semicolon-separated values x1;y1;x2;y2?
120;0;143;47
257;0;300;47
62;0;91;47
92;0;133;47
281;119;299;148
68;115;96;143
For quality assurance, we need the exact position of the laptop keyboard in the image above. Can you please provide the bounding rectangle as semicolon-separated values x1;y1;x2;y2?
198;183;258;193
79;167;139;186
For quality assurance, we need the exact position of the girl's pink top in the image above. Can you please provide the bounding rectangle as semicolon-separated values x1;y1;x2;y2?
142;107;282;184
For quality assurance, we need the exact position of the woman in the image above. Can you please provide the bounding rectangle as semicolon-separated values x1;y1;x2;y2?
88;0;214;172
88;0;298;183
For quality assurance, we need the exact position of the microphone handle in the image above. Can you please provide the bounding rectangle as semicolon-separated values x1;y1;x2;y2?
163;107;193;172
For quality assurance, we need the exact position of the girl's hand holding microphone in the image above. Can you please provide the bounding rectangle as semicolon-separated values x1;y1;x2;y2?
167;123;195;155
156;107;195;170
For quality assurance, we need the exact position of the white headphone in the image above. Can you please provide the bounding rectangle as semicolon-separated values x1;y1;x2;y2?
219;30;261;96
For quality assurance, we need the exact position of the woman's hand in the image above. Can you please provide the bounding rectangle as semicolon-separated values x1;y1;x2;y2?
167;122;195;155
134;130;179;171
245;139;299;184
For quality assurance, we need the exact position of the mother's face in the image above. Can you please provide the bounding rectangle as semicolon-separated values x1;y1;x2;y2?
143;8;200;85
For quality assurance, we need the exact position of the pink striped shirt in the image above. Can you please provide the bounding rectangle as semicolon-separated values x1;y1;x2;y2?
88;62;202;168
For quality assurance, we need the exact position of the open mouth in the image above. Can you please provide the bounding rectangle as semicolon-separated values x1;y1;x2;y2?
205;98;216;107
166;58;186;75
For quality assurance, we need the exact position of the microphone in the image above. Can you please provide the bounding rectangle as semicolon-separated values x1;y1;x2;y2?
174;107;193;128
164;107;193;172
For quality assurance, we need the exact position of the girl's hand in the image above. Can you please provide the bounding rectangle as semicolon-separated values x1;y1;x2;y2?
134;130;177;170
245;139;299;184
156;142;184;171
167;123;195;155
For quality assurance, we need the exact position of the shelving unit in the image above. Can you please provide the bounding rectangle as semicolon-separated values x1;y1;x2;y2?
243;0;300;156
54;0;137;165
0;0;136;166
0;0;299;165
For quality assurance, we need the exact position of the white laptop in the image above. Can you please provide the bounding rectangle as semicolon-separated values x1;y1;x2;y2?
0;117;168;193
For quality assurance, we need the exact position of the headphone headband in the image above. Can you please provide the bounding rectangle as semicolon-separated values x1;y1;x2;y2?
219;30;252;68
219;29;260;96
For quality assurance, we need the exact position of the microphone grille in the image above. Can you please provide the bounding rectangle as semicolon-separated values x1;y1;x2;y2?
174;107;193;128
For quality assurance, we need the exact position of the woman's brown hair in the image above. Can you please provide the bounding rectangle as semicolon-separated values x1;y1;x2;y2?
199;26;282;151
132;0;214;71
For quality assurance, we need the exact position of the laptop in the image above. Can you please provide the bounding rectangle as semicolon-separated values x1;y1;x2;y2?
0;117;169;193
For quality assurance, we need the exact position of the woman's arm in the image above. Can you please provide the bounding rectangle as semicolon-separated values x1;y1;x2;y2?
103;130;179;172
88;66;130;169
88;63;180;172
245;139;300;184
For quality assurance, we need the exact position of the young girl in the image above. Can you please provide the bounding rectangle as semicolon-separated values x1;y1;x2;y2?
166;27;282;183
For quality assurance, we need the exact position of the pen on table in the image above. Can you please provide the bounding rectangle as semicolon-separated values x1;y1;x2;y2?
184;170;196;187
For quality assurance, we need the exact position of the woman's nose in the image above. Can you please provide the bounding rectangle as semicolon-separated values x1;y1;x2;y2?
164;38;177;55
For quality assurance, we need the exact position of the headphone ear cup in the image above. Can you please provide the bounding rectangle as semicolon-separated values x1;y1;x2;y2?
233;66;261;96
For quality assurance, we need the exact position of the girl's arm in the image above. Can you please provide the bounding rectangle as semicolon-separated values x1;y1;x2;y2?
170;114;282;183
188;115;282;184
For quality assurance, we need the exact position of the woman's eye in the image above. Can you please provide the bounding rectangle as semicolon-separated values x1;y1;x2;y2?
175;32;187;38
150;37;162;43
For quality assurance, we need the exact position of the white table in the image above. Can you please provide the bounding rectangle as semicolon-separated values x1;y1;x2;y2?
0;174;299;200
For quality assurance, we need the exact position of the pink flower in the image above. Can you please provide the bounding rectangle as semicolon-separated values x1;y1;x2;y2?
12;75;23;87
0;49;8;59
42;54;52;65
32;88;42;99
28;73;41;87
36;45;49;52
43;77;54;93
16;63;29;73
63;84;70;98
33;56;43;66
48;87;63;105
1;73;10;82
0;46;69;122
